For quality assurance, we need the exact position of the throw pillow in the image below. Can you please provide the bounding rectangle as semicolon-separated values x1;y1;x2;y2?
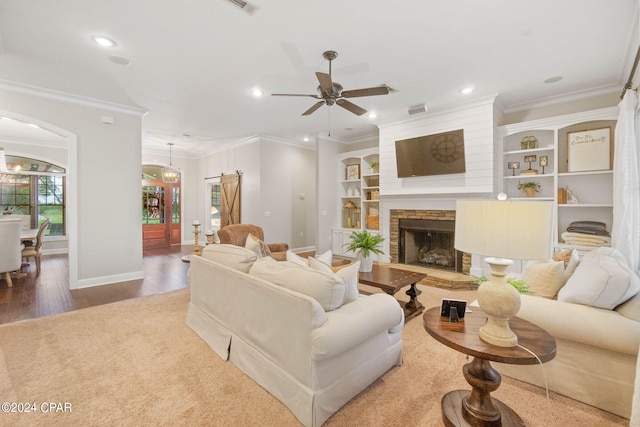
309;257;361;304
558;247;640;309
245;233;271;258
522;260;567;298
249;257;346;311
200;244;257;273
316;249;332;266
286;250;309;267
552;249;580;282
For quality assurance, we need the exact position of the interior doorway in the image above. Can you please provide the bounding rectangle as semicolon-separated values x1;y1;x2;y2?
142;165;181;249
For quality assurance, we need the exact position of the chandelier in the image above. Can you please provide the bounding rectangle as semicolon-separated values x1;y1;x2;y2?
162;143;180;183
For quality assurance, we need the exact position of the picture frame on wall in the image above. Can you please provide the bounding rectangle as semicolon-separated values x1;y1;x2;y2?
567;127;612;172
346;164;360;181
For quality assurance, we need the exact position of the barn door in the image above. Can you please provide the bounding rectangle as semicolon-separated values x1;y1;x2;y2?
220;173;241;227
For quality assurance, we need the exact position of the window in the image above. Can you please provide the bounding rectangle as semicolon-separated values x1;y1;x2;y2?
0;156;66;235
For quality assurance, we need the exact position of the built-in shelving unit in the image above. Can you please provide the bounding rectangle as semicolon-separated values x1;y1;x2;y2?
333;148;381;256
498;107;618;252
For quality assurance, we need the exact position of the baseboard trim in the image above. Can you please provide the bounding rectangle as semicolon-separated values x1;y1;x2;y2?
74;270;145;289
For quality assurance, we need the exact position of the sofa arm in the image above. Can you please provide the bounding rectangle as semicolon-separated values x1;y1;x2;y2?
311;293;404;360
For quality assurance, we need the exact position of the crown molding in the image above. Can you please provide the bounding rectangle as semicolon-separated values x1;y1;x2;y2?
0;79;148;117
502;84;620;114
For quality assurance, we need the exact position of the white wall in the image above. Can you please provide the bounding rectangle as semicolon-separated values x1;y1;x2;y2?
375;98;498;261
316;134;342;254
0;86;146;289
199;137;315;249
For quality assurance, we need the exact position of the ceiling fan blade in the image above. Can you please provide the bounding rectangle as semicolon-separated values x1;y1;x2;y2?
315;72;333;95
272;93;321;98
302;101;325;116
341;85;390;98
336;99;367;116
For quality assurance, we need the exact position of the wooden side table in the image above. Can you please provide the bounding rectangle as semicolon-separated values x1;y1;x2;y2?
423;306;556;427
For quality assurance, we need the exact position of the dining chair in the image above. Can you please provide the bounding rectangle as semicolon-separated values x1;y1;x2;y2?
22;217;50;275
0;217;23;287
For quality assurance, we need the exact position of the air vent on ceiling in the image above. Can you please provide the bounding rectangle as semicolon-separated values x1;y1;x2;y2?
226;0;257;15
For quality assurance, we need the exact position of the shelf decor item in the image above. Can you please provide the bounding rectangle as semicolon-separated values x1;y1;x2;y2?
454;199;554;347
370;162;380;174
346;164;360;180
539;155;549;174
520;154;538;175
567;127;612;172
507;161;520;176
343;200;358;228
517;181;541;197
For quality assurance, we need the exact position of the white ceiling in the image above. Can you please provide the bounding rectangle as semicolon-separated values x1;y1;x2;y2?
0;0;637;158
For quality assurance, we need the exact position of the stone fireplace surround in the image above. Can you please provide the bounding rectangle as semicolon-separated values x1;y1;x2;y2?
389;209;470;274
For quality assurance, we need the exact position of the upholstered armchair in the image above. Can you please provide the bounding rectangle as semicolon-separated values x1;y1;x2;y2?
0;218;23;287
217;224;288;261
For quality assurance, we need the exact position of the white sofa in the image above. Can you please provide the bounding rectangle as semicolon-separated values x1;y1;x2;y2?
186;244;404;427
494;247;640;418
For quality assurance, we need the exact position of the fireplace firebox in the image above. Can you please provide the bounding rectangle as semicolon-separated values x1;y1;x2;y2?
393;213;464;273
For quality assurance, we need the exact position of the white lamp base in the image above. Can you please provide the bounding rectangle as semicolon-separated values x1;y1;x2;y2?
477;257;521;348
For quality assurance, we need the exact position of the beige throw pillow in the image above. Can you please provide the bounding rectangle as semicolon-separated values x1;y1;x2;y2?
309;257;361;304
200;244;257;273
245;233;271;258
249;257;346;311
522;260;567;299
286;250;309;267
558;247;640;309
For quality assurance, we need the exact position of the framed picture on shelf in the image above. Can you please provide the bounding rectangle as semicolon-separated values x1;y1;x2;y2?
567;127;611;172
346;164;360;180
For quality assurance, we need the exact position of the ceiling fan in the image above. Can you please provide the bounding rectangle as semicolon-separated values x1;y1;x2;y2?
272;50;392;116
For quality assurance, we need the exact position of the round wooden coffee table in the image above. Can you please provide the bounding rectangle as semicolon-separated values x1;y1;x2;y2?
423;306;556;427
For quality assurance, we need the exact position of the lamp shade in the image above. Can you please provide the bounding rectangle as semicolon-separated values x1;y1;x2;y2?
455;200;554;260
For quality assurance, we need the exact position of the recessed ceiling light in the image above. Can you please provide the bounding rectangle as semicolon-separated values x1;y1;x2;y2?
303;137;309;142
461;87;474;95
91;35;117;48
251;88;264;97
544;76;563;84
368;112;377;119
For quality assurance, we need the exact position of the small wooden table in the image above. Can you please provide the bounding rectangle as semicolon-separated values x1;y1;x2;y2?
423;306;556;427
359;264;427;320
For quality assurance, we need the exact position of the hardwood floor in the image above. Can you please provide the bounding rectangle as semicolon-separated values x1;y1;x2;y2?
0;245;193;325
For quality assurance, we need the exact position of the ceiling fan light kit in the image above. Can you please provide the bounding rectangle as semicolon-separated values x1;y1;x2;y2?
272;50;393;116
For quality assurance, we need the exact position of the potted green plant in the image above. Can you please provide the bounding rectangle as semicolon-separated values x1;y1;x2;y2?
370;162;380;174
517;181;541;197
344;230;385;272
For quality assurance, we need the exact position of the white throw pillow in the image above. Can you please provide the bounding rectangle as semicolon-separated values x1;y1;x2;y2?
315;249;332;266
558;247;640;309
200;244;257;273
249;257;346;311
245;233;271;258
522;260;567;299
286;250;309;267
309;257;361;304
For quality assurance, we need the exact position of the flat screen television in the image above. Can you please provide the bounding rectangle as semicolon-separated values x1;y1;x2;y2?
395;129;466;178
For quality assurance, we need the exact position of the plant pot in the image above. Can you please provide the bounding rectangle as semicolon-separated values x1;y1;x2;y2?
523;188;536;198
358;253;373;272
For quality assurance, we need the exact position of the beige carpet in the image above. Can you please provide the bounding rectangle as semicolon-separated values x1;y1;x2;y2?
0;286;627;426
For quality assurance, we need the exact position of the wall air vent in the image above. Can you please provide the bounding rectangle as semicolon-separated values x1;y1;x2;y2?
226;0;257;15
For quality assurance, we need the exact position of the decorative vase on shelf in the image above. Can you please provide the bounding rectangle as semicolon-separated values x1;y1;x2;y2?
523;188;536;198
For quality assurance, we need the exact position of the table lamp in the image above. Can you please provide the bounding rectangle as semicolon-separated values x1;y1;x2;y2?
455;198;553;347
